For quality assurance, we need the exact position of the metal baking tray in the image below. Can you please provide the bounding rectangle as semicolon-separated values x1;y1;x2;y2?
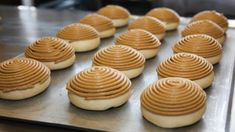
1;20;235;132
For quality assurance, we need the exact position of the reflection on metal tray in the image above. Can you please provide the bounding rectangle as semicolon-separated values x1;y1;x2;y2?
1;20;235;132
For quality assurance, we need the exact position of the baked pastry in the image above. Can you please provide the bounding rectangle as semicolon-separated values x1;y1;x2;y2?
80;14;116;38
0;58;51;100
56;23;100;52
92;45;145;79
146;7;180;31
25;37;76;70
128;16;166;40
97;5;130;27
157;53;214;89
191;10;228;31
182;20;225;44
141;77;207;128
67;66;131;110
115;29;161;59
173;34;223;64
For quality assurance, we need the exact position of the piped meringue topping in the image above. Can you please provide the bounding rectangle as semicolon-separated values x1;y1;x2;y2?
191;10;228;30
173;34;222;58
182;20;224;39
92;45;145;70
67;66;131;100
157;53;213;80
0;58;50;92
97;5;130;19
141;77;206;115
115;29;161;50
56;23;99;41
25;37;75;63
128;16;166;35
80;14;115;32
146;7;180;23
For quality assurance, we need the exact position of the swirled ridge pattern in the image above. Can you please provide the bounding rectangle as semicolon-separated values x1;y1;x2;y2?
146;7;180;23
173;34;222;58
182;20;224;39
141;77;207;116
67;66;131;100
97;5;130;19
115;29;161;50
25;37;75;63
0;58;50;92
80;14;114;32
191;10;228;29
56;23;99;41
157;53;213;80
93;45;145;70
128;16;166;35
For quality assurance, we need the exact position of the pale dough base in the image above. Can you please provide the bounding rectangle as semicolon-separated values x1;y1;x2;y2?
194;71;214;89
217;36;225;45
164;22;179;31
112;18;129;27
68;90;131;111
43;55;76;70
0;77;51;100
156;33;165;41
141;105;206;128
139;48;160;59
64;37;100;52
99;28;116;38
121;66;145;79
158;71;214;89
206;54;222;65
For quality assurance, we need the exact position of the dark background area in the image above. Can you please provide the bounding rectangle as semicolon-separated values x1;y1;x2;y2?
1;0;235;18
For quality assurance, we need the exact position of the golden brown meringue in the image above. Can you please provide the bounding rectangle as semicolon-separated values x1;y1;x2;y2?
80;14;114;32
173;34;222;64
93;45;145;70
67;66;131;100
56;23;99;41
141;77;207;128
0;58;50;92
157;53;213;80
141;77;206;116
115;29;160;50
115;29;161;59
97;5;130;20
56;23;100;52
80;14;115;38
128;16;166;40
191;10;228;31
25;37;75;64
97;5;130;27
146;7;180;23
181;20;224;41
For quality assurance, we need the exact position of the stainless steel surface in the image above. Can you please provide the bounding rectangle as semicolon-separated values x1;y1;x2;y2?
0;6;90;62
228;60;235;132
0;6;235;132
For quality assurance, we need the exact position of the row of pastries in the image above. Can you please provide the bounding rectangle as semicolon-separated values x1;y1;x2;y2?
0;5;229;129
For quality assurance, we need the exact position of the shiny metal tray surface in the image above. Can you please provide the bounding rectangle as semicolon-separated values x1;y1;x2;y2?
1;22;235;132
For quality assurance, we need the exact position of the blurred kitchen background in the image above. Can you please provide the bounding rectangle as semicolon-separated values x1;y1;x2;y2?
1;0;235;18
